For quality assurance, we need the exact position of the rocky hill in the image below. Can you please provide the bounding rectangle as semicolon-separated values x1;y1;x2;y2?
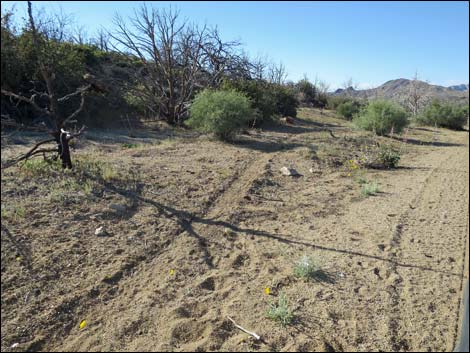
332;79;469;105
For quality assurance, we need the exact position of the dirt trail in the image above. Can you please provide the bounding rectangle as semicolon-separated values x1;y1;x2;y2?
2;118;468;352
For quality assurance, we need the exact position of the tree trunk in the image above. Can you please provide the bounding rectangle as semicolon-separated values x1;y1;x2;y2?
54;130;73;169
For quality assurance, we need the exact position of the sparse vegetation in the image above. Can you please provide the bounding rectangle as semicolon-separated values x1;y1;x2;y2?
293;255;323;281
362;180;380;196
266;292;294;326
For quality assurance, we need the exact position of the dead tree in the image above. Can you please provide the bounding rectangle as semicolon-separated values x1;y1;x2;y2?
405;71;426;117
267;61;288;85
1;1;100;169
110;4;242;125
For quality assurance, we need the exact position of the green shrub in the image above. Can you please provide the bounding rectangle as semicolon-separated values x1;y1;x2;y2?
295;78;316;106
221;79;297;126
416;100;469;130
336;101;362;120
326;96;351;110
187;89;254;140
377;144;400;168
354;100;409;135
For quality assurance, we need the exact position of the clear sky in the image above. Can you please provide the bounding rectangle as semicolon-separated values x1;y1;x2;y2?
2;1;469;89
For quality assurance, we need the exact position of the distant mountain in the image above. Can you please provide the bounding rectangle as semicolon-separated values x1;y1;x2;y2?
448;84;469;92
331;79;469;105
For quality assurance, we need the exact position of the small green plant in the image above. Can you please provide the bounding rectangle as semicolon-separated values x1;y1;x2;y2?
1;204;26;222
122;143;139;149
355;176;368;185
187;89;254;141
266;292;294;326
293;255;323;280
20;158;61;176
378;144;400;168
354;100;409;135
75;156;119;182
362;180;379;196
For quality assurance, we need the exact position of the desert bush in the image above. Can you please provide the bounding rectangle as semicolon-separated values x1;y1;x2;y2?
295;78;316;106
377;144;400;168
336;100;362;120
266;292;294;326
416;100;469;130
326;96;351;110
187;89;254;140
354;100;409;135
221;79;297;126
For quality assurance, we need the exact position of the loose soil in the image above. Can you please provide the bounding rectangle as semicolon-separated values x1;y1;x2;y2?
1;108;468;352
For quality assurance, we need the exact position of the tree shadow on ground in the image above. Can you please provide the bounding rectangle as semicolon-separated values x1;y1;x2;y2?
99;181;464;279
389;135;464;147
231;136;305;153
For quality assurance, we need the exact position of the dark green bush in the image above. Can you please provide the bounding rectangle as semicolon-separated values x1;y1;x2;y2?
221;79;297;126
295;78;316;106
354;100;409;135
326;96;351;110
336;101;362;120
187;89;254;140
416;100;469;130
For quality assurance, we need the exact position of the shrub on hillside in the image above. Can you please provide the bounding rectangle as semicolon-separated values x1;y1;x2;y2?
187;89;254;141
221;79;297;126
416;100;469;130
326;96;351;110
295;78;316;106
354;100;409;135
336;100;362;120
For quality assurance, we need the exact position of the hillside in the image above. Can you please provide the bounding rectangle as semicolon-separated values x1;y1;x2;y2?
333;79;469;105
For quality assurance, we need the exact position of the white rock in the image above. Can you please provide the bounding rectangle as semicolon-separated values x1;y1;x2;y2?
280;166;300;176
94;226;107;236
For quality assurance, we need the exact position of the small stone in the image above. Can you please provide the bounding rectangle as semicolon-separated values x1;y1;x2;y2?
94;226;108;236
280;166;300;176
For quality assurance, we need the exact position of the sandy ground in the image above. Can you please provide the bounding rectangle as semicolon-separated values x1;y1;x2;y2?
1;109;468;352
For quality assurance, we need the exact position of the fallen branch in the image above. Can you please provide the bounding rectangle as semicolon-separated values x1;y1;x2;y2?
226;316;261;341
2;138;56;169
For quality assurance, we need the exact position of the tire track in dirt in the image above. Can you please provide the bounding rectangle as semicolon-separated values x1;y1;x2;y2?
385;134;469;352
51;150;280;352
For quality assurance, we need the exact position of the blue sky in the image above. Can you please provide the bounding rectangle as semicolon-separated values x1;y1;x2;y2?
2;1;469;89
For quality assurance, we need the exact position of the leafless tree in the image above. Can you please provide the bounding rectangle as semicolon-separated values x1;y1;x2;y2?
250;54;269;81
405;70;425;117
1;1;102;169
92;28;110;52
110;4;242;125
72;24;88;45
267;61;288;85
342;77;358;98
